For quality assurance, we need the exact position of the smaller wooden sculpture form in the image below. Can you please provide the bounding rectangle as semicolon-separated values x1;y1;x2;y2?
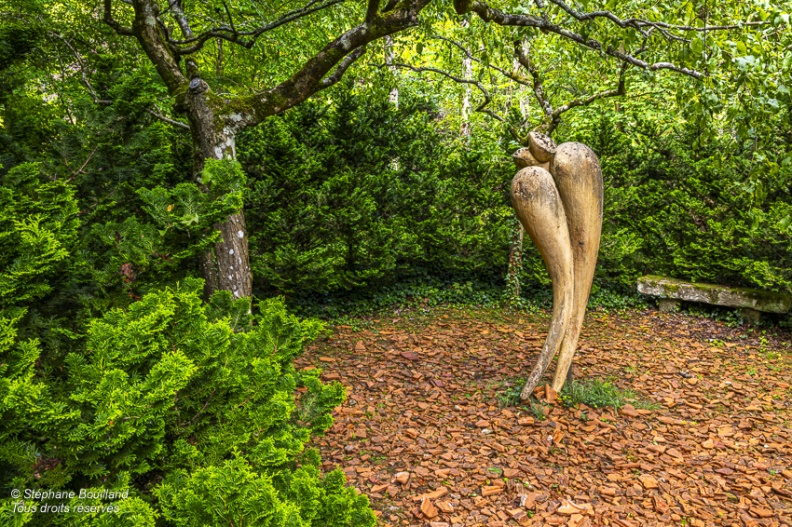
512;132;603;400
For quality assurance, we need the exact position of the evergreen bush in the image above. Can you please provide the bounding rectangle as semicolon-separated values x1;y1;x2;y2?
1;280;374;527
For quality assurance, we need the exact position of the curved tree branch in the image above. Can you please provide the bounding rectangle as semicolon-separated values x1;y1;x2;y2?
514;40;554;122
544;67;626;134
375;60;528;140
50;32;112;105
321;47;367;88
433;35;525;84
169;0;194;39
381;62;493;110
147;106;190;129
366;0;380;23
103;0;134;36
170;0;347;55
234;0;432;127
426;34;632;138
453;0;706;79
548;0;769;39
551;77;625;118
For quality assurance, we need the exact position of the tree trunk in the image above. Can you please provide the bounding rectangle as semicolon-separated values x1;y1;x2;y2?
210;212;252;299
461;53;472;136
385;36;399;108
186;87;253;300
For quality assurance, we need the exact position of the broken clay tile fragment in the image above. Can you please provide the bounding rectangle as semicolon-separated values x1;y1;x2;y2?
481;485;504;497
619;404;639;417
545;384;559;404
503;468;520;478
639;474;659;489
420;498;438;519
557;500;586;515
413;487;449;501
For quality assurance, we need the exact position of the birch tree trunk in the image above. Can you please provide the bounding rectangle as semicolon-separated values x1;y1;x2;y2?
385;36;399;108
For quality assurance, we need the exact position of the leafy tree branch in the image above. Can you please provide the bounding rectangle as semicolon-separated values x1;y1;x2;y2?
451;0;735;79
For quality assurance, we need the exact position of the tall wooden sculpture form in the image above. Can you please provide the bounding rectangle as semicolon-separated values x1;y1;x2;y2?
512;132;603;401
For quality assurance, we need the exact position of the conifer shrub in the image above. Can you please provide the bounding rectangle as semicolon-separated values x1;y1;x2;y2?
1;280;374;527
239;87;513;296
0;162;79;311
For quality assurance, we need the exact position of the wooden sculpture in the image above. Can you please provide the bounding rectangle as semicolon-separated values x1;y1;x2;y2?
512;132;603;400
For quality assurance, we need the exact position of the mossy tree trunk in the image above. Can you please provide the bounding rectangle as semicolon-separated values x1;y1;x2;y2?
183;77;252;298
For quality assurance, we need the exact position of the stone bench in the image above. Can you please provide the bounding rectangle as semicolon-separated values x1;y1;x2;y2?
637;275;792;323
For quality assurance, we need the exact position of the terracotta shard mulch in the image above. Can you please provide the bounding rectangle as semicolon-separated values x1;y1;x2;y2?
296;308;792;527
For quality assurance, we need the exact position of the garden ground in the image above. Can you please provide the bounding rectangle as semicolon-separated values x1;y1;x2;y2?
297;307;792;527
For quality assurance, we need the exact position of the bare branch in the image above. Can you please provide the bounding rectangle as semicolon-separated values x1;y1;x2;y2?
433;36;534;88
548;0;654;38
321;47;366;88
147;106;190;129
514;40;554;121
221;0;237;35
103;0;134;36
645;20;769;31
375;60;513;128
171;0;347;55
66;146;99;181
544;65;627;134
513;41;629;135
418;37;540;141
383;61;492;106
169;0;194;39
429;34;631;138
552;77;624;118
433;35;479;62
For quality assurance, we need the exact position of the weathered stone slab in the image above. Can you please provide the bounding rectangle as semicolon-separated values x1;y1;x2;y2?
637;275;791;313
657;298;680;312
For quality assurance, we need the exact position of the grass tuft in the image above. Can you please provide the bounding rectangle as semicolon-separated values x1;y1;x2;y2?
496;378;548;419
559;378;660;410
